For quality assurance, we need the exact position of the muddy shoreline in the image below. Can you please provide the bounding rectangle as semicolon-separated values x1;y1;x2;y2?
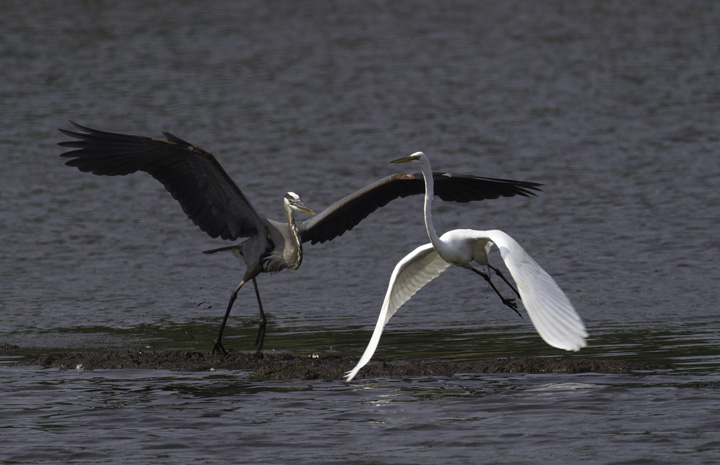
10;347;671;381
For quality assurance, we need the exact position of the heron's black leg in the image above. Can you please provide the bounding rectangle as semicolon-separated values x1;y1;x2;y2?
252;277;267;352
212;279;246;355
470;267;523;318
488;264;520;298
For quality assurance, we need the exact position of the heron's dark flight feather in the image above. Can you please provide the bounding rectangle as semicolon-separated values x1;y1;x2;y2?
59;122;267;240
299;173;541;244
59;123;542;246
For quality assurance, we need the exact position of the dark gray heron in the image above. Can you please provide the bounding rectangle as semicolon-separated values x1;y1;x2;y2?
58;123;542;354
345;152;587;381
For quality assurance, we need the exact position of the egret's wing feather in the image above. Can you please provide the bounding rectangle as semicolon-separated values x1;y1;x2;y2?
58;122;267;240
300;173;541;245
479;230;588;351
345;244;450;382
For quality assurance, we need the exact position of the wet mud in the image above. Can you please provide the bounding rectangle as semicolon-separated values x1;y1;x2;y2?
13;348;671;381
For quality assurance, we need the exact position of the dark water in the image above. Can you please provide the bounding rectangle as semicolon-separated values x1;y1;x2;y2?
2;1;720;463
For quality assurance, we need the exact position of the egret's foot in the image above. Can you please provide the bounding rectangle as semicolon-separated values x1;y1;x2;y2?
502;298;523;318
490;265;521;298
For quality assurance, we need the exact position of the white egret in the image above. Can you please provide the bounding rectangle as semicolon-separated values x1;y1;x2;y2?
59;124;542;353
345;152;587;381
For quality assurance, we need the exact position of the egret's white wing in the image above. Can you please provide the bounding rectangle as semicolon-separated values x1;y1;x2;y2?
345;243;450;381
479;230;588;351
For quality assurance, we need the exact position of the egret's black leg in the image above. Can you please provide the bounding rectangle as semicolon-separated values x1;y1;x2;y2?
252;278;267;352
470;267;523;318
212;279;246;355
488;264;520;298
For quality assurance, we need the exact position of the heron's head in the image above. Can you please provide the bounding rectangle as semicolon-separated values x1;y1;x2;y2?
390;151;425;164
284;192;315;215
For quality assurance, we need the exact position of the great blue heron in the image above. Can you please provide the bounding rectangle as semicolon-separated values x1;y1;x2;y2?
58;123;542;353
345;152;587;381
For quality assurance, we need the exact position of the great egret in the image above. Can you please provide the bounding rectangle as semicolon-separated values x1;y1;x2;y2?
58;123;542;353
345;152;587;381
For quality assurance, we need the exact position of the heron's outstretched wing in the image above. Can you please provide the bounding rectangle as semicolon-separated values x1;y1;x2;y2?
477;230;588;351
299;173;541;245
345;243;451;382
58;122;268;240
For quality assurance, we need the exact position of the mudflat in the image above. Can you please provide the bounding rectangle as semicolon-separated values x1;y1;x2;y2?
13;348;669;381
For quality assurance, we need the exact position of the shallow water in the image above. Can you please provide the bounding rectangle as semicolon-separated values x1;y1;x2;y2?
2;0;720;463
2;366;718;465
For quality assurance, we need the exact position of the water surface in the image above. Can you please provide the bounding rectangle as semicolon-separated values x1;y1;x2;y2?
2;1;719;463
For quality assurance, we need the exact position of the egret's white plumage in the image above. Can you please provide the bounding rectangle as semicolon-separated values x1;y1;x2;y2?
345;152;587;382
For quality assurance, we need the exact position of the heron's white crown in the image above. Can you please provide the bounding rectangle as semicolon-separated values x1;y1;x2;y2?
284;192;315;215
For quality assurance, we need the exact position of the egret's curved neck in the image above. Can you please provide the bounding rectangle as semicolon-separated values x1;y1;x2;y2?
419;158;442;249
284;204;303;269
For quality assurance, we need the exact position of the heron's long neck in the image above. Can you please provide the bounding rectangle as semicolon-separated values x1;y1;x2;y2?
285;207;303;270
420;161;442;249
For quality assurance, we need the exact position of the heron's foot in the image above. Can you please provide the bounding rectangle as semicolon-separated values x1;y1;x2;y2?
212;339;228;355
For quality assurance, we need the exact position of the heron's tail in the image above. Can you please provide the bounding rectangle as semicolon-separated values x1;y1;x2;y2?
202;245;242;256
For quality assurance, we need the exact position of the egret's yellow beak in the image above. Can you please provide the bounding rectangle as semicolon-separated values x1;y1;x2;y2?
390;155;415;164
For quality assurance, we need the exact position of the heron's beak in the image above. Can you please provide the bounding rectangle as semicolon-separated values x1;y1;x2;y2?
390;155;414;164
294;202;315;215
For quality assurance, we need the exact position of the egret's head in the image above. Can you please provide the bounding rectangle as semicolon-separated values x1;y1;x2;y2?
284;192;315;215
390;151;425;164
